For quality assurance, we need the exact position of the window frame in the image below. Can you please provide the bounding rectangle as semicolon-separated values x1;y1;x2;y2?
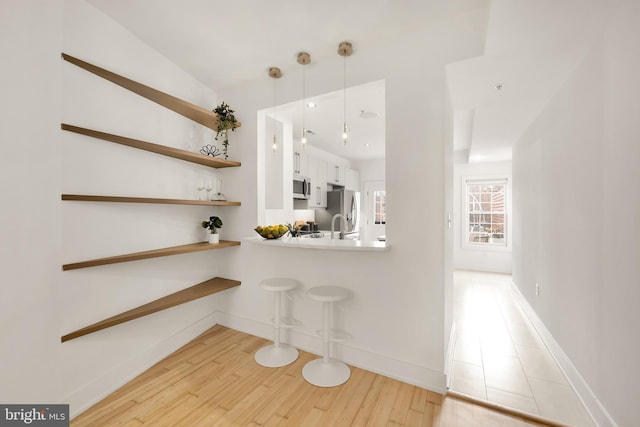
462;177;511;252
373;190;386;225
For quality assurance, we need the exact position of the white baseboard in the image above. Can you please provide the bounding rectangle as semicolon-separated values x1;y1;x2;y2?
214;310;447;393
65;313;219;419
510;282;618;427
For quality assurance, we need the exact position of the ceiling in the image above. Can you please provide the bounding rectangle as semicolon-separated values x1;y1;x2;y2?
447;0;611;162
87;0;487;88
86;0;612;164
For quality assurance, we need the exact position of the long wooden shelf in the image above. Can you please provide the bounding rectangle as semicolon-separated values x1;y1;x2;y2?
62;194;241;206
61;53;241;132
62;241;240;271
61;277;240;342
61;123;241;168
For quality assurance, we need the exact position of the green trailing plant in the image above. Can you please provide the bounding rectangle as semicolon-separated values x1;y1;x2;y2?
213;102;237;159
201;216;223;234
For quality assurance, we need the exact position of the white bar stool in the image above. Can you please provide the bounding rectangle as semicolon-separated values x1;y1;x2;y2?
254;278;300;368
302;286;351;387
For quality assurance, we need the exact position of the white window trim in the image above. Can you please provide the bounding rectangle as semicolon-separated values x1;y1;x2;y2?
461;175;512;253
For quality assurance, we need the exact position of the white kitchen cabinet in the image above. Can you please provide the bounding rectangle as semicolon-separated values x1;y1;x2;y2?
327;162;345;186
307;156;327;208
307;156;318;206
344;168;360;192
293;150;308;177
316;158;327;207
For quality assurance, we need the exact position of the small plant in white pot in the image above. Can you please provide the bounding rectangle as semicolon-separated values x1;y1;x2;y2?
202;216;223;244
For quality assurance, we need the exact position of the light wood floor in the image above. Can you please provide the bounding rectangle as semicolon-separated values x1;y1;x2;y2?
72;325;552;426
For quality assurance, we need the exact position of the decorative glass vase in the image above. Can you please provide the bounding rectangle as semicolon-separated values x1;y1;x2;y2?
211;178;227;201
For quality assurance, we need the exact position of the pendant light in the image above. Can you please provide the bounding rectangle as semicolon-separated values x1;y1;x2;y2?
338;41;353;145
297;52;311;149
268;67;282;154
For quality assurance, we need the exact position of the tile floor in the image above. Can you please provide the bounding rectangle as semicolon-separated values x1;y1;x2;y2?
450;270;594;427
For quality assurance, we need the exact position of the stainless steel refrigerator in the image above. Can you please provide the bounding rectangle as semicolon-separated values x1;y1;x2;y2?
315;190;360;239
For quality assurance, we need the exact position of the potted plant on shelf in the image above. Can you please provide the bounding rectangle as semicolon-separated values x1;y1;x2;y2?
213;101;238;160
202;216;223;244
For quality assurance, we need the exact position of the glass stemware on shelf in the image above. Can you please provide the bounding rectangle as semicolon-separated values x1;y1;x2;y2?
196;178;205;200
195;177;227;201
205;178;214;200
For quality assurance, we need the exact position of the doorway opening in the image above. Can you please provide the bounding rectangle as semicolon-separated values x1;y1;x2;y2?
448;162;592;425
362;180;386;242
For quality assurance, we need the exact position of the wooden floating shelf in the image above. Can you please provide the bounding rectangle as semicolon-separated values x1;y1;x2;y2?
61;53;241;132
62;241;241;271
61;123;241;168
62;194;241;206
61;277;241;342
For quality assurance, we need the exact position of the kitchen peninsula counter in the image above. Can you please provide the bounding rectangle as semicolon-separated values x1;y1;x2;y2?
245;236;390;252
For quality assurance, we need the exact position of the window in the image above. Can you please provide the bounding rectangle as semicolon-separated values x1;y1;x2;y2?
465;180;506;246
373;190;386;224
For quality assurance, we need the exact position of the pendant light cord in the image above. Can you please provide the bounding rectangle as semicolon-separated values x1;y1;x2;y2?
343;53;348;144
273;73;277;153
302;61;306;146
344;53;346;124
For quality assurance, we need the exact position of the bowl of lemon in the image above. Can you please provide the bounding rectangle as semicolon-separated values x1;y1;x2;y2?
254;224;289;240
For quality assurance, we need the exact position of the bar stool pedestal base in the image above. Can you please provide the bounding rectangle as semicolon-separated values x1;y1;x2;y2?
302;358;351;387
255;344;298;368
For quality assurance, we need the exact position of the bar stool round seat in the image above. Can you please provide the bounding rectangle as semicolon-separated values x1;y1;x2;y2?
255;278;300;368
302;286;351;387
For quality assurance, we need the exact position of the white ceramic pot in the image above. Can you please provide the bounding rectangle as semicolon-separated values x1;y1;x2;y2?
209;233;219;244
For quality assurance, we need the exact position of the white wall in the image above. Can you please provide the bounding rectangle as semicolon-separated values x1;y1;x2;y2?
214;6;488;392
1;0;235;417
352;158;385;184
0;0;65;404
512;1;640;425
453;160;512;273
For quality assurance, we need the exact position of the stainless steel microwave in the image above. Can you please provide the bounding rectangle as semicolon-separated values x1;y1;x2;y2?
293;176;311;199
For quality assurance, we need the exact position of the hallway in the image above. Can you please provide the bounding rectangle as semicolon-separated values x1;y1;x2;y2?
451;270;593;426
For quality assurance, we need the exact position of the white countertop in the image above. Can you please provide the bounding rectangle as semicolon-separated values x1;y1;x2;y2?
245;236;390;251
